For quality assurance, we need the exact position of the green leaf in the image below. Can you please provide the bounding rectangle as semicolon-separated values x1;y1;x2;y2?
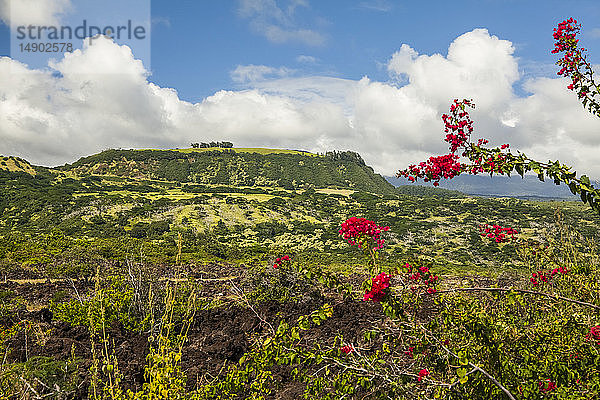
291;329;300;341
538;173;545;182
458;351;469;366
581;175;591;186
568;182;578;195
515;163;524;177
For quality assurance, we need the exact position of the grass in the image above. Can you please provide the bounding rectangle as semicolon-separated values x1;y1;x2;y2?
0;156;36;175
314;188;355;196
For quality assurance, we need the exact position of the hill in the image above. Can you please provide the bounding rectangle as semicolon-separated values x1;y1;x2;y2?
0;156;37;176
1;148;599;279
1;148;599;280
61;148;396;194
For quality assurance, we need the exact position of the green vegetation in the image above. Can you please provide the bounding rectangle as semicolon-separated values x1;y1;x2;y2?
1;147;599;399
0;155;37;175
61;148;387;193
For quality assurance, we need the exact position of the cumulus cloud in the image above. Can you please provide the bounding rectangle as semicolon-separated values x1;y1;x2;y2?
387;29;519;111
2;30;600;179
0;37;349;166
237;0;326;46
0;0;71;27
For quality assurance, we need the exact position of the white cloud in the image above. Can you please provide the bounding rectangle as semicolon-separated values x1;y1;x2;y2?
296;55;317;64
237;0;326;46
231;64;294;83
388;29;519;111
238;75;357;108
0;0;71;27
2;30;600;180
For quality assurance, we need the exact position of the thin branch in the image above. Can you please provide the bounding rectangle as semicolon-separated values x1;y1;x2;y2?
437;287;600;311
68;277;83;305
19;377;42;399
230;281;275;335
421;328;517;400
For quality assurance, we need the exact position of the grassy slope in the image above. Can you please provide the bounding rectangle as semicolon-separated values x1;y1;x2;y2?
59;148;396;195
0;156;37;175
2;160;600;278
1;149;600;278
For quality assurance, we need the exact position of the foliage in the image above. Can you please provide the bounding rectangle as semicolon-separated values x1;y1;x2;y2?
400;18;600;215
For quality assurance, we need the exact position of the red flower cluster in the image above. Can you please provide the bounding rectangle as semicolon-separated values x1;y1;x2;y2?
403;154;462;187
538;380;557;393
442;99;475;153
552;18;589;96
418;369;429;382
273;255;290;269
363;272;391;302
398;99;481;186
403;263;439;294
341;345;354;354
404;346;415;358
339;217;390;250
586;325;600;344
530;266;567;286
479;224;518;243
469;151;512;175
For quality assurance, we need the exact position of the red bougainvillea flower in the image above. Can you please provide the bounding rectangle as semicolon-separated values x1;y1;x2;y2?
341;345;354;354
273;255;291;269
418;369;429;382
479;224;518;243
586;325;600;344
363;272;391;302
400;154;462;187
529;267;568;286
552;19;584;83
442;99;475;153
551;17;598;104
538;380;557;392
398;99;479;186
339;217;390;250
402;262;439;295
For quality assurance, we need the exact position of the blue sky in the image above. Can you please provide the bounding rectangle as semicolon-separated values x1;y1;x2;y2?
146;0;600;101
1;0;600;177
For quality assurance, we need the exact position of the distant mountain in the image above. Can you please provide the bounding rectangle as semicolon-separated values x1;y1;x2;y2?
386;174;597;200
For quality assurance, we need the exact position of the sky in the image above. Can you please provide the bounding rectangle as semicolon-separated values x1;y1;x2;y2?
1;0;600;178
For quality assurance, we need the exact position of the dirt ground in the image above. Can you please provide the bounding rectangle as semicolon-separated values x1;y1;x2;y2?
1;264;384;399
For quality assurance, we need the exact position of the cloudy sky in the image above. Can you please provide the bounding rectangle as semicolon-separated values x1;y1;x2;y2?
1;0;600;178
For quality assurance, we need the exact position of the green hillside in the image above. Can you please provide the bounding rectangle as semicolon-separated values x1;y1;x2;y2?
1;149;599;278
0;155;37;175
1;148;600;399
61;148;396;194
